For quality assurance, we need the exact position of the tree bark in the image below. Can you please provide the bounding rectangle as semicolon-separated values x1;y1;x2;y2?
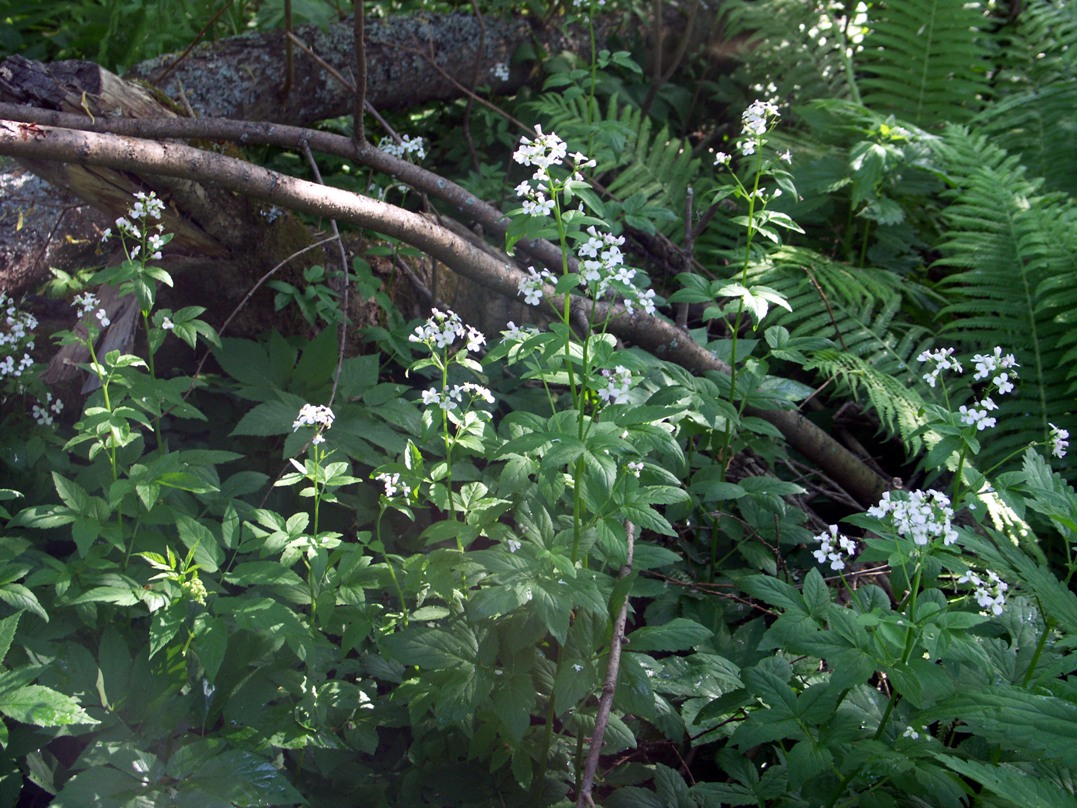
125;12;536;125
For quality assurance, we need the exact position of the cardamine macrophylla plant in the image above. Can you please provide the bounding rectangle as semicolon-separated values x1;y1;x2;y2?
733;346;1074;804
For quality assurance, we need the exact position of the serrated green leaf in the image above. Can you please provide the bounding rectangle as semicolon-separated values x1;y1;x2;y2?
627;618;713;652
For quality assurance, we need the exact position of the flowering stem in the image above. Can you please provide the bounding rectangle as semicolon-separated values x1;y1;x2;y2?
375;509;409;628
719;150;764;482
874;564;922;740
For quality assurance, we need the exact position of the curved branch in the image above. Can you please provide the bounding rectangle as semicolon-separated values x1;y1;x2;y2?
0;119;888;506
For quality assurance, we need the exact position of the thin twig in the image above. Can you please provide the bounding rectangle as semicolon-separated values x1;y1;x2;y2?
300;142;351;411
284;31;396;140
153;0;238;85
395;40;532;134
576;520;636;808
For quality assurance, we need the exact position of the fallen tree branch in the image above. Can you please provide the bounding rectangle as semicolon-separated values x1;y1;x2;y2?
0;119;888;506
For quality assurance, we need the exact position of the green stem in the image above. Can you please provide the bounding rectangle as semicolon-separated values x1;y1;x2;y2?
375;509;409;627
1021;615;1054;687
718;151;763;482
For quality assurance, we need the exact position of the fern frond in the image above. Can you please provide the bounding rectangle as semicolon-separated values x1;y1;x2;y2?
858;0;991;126
931;126;1077;475
991;0;1077;91
973;83;1077;197
720;0;853;104
745;247;936;452
806;349;928;453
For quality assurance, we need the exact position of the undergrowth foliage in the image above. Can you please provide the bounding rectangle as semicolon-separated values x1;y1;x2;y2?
1;0;1077;806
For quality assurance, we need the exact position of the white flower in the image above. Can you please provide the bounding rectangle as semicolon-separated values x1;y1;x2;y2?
95;309;111;328
421;388;441;407
161;317;174;330
466;326;486;353
502;321;537;342
597;365;633;405
491;62;510;82
993;372;1014;395
32;393;57;427
958;569;1009;616
518;267;546;306
811;524;857;571
506;538;522;553
376;472;403;498
713;151;731;166
971;347;1018;380
453;382;495;405
1049;424;1069;458
410;308;466;349
521;193;555;217
513;125;568;171
902;726;921;741
917;347;963;387
868;489;958;547
779;149;792;164
73;292;100;320
378;134;426;161
627;461;644;477
292;403;335;432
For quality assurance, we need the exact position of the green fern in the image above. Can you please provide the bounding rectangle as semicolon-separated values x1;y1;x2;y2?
990;0;1077;91
858;0;991;126
744;247;936;452
720;0;854;105
806;349;929;455
931;125;1077;474
973;83;1077;197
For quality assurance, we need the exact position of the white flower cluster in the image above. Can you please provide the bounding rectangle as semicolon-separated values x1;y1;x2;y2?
421;382;495;411
31;392;64;427
102;191;167;260
378;134;426;162
292;404;335;444
958;568;1009;616
491;62;510;82
512;128;592;219
867;489;958;547
72;291;111;329
1050;423;1069;459
740;99;780;156
917;347;962;388
627;460;645;477
918;346;1019;431
811;524;858;571
517;266;550;307
512;126;658;315
578;225;654;313
597;365;633;405
375;472;404;499
501;320;540;343
513;125;569;172
0;292;37;382
409;308;485;353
